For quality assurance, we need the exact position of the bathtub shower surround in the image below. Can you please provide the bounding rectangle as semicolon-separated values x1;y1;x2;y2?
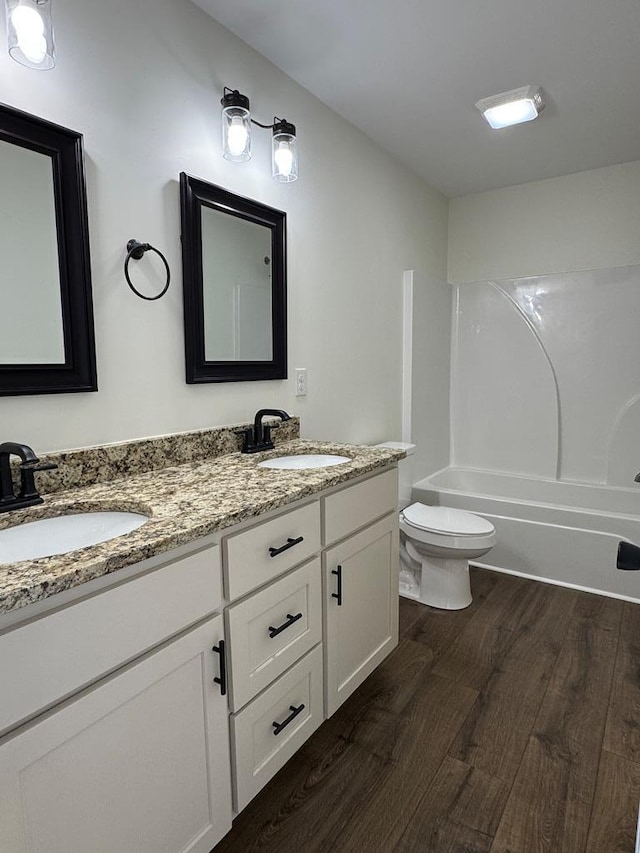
430;264;640;600
451;264;640;486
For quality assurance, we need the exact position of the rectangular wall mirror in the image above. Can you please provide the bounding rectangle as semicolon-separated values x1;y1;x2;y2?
0;103;97;396
180;173;287;383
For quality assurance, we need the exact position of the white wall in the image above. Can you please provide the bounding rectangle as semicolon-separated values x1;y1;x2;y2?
448;161;640;284
0;0;448;453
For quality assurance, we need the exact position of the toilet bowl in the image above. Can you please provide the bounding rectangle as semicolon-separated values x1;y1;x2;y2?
399;503;496;610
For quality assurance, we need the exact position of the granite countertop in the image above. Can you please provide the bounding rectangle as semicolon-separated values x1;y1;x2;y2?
0;440;403;617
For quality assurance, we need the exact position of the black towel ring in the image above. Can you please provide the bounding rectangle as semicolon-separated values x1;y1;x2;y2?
124;239;171;301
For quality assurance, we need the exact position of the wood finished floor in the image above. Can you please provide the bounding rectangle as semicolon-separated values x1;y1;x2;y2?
212;569;640;853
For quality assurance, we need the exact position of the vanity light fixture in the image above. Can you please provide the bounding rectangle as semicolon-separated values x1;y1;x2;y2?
221;88;251;163
476;85;545;129
270;118;298;183
221;87;298;182
5;0;55;70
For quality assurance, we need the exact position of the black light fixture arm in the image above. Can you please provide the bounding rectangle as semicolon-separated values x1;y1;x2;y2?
124;239;171;301
251;116;297;135
250;118;275;129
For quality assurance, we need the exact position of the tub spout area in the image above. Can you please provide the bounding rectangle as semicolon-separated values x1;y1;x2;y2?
617;541;640;571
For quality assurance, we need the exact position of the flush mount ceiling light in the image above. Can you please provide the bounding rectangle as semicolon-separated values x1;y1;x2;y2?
475;85;545;129
221;87;298;183
5;0;55;70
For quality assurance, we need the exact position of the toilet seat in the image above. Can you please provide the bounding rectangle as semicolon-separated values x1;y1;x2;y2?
401;503;495;537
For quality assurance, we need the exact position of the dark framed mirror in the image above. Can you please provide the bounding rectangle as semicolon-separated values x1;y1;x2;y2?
180;173;287;383
0;103;97;396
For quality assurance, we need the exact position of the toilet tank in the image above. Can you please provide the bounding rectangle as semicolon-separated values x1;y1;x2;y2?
375;442;416;508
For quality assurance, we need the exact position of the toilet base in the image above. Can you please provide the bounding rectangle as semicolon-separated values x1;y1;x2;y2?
400;542;472;610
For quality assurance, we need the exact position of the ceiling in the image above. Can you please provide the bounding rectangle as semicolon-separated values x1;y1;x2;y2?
192;0;640;197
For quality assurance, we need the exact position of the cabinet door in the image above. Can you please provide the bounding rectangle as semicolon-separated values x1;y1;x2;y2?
323;513;399;717
0;615;232;853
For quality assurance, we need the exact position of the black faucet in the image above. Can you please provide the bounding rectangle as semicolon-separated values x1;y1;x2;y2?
0;442;58;513
237;410;291;454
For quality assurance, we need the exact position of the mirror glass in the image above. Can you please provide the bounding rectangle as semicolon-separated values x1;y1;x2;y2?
180;173;287;384
0;140;64;364
201;207;273;362
0;103;97;396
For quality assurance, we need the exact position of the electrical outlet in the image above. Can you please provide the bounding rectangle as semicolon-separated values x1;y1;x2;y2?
295;368;307;397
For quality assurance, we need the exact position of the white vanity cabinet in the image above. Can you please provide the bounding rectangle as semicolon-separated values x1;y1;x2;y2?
322;469;399;716
0;543;233;853
0;463;400;852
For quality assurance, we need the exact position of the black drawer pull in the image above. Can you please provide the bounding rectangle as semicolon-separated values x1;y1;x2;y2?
268;612;303;639
212;639;227;696
269;536;304;558
272;703;305;736
332;564;343;606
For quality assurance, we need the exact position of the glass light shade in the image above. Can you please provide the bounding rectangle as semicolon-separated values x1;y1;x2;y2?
476;86;544;130
5;0;55;70
483;98;538;129
272;129;297;183
222;105;251;163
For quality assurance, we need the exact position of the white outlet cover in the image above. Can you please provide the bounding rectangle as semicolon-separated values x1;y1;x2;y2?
295;368;307;396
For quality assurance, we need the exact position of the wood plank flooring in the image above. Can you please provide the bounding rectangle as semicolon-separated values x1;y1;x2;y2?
212;570;640;853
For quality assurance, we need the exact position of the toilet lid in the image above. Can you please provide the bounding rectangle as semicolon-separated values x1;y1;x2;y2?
402;503;494;536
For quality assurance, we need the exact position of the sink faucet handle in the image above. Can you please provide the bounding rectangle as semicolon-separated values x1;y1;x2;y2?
21;459;58;472
0;442;54;513
18;458;58;501
234;427;254;453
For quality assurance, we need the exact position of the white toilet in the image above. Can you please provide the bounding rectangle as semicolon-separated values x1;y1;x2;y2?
399;503;496;609
376;442;496;610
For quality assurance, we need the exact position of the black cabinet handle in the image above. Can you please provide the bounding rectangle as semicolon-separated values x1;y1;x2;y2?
332;564;343;606
268;612;303;639
269;536;304;558
272;703;305;736
212;639;227;696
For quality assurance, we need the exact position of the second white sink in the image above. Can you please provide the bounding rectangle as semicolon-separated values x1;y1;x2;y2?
258;454;351;470
0;511;149;564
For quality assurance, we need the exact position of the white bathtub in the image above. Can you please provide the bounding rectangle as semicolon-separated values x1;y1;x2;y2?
412;467;640;602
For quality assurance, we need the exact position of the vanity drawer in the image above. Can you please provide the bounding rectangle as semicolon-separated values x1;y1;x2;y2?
323;469;398;546
224;501;320;600
230;644;323;812
0;544;222;735
226;558;322;711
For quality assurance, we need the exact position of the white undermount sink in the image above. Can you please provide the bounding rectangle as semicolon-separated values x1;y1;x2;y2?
0;511;149;564
258;454;351;470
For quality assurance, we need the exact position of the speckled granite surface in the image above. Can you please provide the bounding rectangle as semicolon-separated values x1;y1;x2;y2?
0;440;403;617
10;418;300;496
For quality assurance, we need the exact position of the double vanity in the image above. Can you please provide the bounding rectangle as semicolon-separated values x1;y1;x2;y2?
0;424;402;853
